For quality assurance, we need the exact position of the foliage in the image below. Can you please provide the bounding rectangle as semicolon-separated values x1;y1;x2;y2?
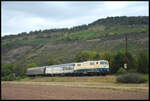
126;52;137;71
89;51;101;60
2;64;15;77
2;73;16;81
117;67;127;74
74;51;91;62
90;16;148;26
110;52;139;74
136;52;149;74
1;63;27;81
127;69;138;73
142;74;149;81
74;51;100;62
27;63;37;68
116;73;147;83
110;52;125;74
47;59;60;65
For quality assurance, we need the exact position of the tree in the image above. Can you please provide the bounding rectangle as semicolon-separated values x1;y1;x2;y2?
13;63;38;77
2;64;15;77
136;52;149;74
74;51;101;62
47;59;59;65
27;63;37;68
111;52;125;74
126;52;137;71
100;51;114;62
89;51;100;60
109;51;138;74
74;51;91;62
100;51;115;71
1;64;16;81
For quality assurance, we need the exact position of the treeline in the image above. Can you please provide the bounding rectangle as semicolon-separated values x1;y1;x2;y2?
2;16;148;40
1;50;149;81
89;16;148;26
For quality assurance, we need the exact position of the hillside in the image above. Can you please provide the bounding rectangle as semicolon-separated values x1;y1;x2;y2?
2;16;149;68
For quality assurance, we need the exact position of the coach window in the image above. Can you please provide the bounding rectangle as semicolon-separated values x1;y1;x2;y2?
90;62;94;65
100;62;104;64
77;64;81;66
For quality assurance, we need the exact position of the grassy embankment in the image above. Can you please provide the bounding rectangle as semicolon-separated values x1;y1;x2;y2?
19;74;149;85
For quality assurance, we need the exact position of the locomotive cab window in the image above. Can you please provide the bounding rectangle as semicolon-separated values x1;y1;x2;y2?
100;61;107;65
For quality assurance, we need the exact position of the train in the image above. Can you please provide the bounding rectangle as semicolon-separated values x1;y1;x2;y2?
26;60;109;76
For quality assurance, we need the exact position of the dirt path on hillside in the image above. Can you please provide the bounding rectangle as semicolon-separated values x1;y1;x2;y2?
2;82;149;100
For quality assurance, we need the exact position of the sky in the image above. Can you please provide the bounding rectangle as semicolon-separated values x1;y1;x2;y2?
1;1;149;37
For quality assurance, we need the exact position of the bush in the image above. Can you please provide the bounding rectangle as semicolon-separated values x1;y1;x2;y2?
110;52;125;74
116;73;147;83
142;74;149;81
15;76;30;81
127;69;137;73
136;52;149;74
117;67;127;74
2;73;16;81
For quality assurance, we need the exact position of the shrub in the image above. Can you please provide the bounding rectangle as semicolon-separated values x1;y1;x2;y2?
127;69;137;73
117;67;127;74
2;73;16;81
116;73;147;83
142;74;149;82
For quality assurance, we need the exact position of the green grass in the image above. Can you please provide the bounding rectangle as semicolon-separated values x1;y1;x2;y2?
19;74;149;85
20;75;116;83
55;25;148;41
76;85;148;93
104;25;147;35
2;25;148;47
16;77;31;82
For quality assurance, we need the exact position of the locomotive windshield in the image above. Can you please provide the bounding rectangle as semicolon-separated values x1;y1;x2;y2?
100;61;108;65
